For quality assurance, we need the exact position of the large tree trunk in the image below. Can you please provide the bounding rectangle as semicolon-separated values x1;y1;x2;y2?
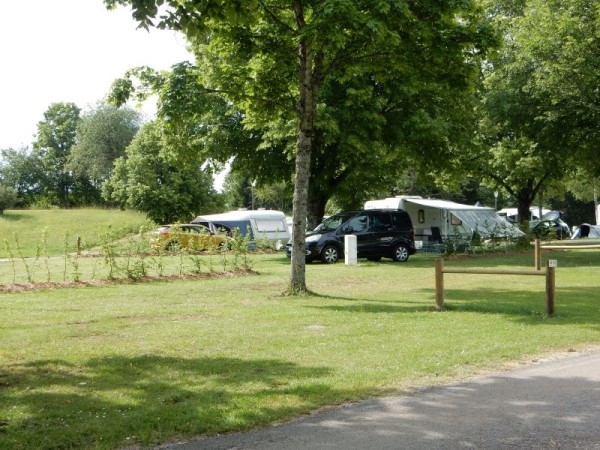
289;3;317;293
516;190;534;224
306;190;328;231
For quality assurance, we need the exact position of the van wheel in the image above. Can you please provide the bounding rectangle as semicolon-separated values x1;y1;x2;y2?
321;246;340;264
393;244;409;262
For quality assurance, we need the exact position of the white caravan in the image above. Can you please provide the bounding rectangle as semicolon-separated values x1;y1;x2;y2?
192;209;290;248
364;196;523;246
497;207;552;223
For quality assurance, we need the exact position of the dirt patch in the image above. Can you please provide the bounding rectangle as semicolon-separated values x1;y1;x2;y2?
0;269;258;293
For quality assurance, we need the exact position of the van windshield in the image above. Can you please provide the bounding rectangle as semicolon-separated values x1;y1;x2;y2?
314;212;357;233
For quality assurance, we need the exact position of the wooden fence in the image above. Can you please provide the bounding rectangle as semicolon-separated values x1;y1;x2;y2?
533;238;600;270
435;258;556;316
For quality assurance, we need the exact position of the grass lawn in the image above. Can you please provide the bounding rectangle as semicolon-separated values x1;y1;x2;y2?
1;250;600;449
0;209;152;258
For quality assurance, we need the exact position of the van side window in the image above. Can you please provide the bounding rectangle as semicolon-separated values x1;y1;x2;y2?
345;215;368;233
370;213;391;231
391;212;411;228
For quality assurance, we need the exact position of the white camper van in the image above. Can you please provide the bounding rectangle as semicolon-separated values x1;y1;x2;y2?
192;209;290;249
364;196;523;247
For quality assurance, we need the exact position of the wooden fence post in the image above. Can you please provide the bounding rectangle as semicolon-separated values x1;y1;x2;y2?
76;236;81;256
546;260;556;316
435;258;444;310
534;239;541;271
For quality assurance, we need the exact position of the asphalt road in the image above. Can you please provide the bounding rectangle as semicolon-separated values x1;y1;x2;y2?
162;351;600;449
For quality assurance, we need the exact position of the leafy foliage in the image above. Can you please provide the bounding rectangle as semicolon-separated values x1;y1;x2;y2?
106;0;498;290
102;122;223;223
474;0;600;221
32;102;82;207
68;103;141;183
0;147;45;206
0;185;17;213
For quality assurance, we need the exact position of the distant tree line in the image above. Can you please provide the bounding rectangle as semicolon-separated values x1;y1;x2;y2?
2;0;599;249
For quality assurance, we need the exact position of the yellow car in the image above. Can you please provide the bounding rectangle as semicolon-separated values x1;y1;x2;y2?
152;224;228;251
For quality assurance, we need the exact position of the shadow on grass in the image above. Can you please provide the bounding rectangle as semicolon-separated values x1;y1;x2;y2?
307;292;435;314
305;282;600;326
192;370;600;449
432;285;600;324
0;356;339;449
0;211;34;222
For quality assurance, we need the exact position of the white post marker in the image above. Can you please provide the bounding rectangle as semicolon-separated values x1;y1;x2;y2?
344;234;357;265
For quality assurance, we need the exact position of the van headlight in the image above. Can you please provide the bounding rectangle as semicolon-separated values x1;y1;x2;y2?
305;234;322;243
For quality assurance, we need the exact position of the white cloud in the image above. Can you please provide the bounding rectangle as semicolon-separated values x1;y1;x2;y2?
0;0;192;149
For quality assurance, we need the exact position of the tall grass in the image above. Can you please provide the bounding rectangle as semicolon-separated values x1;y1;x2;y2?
1;250;599;448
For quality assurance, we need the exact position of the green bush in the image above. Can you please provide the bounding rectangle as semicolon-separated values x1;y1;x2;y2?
0;185;17;213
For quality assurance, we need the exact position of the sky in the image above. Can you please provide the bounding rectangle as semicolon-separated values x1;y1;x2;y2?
0;0;193;150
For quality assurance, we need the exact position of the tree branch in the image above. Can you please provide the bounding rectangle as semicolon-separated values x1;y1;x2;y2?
258;0;296;34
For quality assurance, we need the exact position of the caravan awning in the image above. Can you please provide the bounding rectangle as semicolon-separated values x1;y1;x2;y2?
404;198;524;238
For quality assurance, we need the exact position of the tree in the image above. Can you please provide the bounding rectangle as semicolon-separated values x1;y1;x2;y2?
0;185;17;214
106;0;496;292
221;171;253;211
474;0;600;222
32;102;82;207
69;103;141;185
102;122;222;223
0;147;45;206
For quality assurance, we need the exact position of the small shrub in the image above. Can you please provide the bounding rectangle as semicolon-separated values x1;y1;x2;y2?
0;185;17;214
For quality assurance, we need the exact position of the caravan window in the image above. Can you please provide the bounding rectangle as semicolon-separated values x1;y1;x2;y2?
418;209;425;223
255;220;286;232
450;214;462;226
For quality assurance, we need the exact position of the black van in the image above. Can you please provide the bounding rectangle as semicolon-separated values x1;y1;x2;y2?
286;209;416;263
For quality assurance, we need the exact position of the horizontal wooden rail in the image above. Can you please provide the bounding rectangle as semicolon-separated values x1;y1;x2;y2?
442;268;544;276
435;258;555;316
534;238;600;270
540;244;600;250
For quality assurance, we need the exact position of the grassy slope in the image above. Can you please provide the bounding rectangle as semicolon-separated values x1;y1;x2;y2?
1;250;599;449
0;209;152;258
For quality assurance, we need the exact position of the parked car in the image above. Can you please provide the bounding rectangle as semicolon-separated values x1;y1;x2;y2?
152;224;228;250
529;211;571;239
286;209;416;263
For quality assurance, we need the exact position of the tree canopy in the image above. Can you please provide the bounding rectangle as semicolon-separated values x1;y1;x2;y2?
473;0;600;221
68;103;141;184
106;0;497;292
102;121;222;223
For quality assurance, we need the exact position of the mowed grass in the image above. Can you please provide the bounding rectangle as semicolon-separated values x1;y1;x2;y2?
1;249;600;449
0;209;152;258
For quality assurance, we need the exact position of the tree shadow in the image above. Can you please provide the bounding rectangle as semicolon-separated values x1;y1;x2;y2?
432;285;600;325
306;292;435;314
0;212;32;222
197;366;600;449
305;281;600;325
0;355;338;449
